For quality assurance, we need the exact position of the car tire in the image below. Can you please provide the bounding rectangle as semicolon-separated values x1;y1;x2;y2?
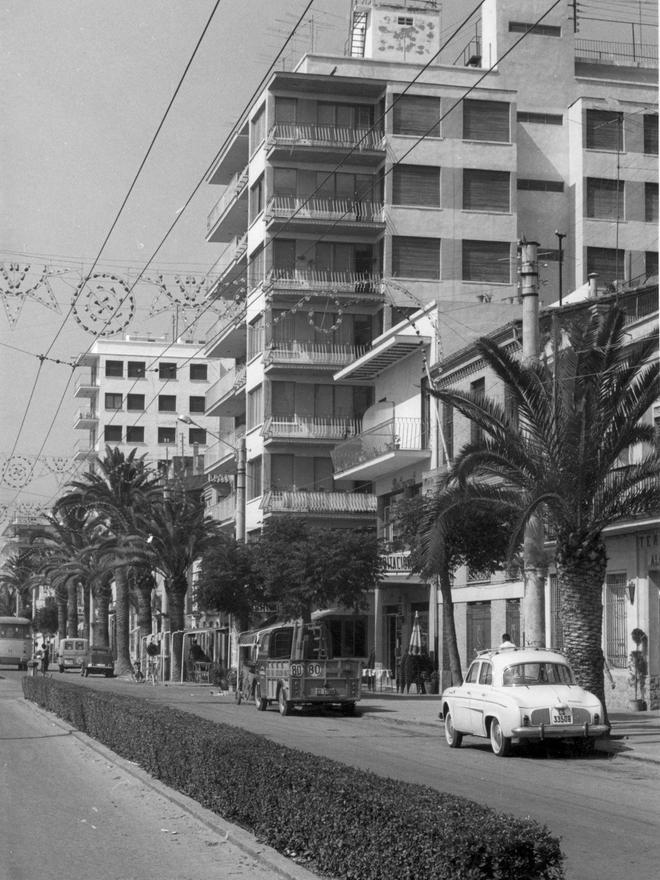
490;718;512;757
444;710;463;748
340;702;356;716
254;684;267;711
278;687;291;716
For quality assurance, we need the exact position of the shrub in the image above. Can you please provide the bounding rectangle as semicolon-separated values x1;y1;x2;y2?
22;677;564;880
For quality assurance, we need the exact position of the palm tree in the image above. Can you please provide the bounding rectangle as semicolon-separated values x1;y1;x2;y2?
0;549;38;616
55;447;162;676
432;305;659;713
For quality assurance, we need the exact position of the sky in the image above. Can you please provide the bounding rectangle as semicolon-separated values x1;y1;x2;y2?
0;0;656;535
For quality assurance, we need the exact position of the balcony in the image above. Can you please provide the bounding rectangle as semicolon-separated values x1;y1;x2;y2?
204;304;247;359
72;438;96;461
206;165;249;243
260;490;377;516
205;364;246;417
262;415;361;442
265;196;385;236
266;123;385;165
575;39;657;70
205;492;236;525
73;409;98;429
331;417;431;481
335;331;432;382
204;427;245;475
264;341;368;371
264;268;383;302
207;233;248;300
74;374;99;398
383;549;413;575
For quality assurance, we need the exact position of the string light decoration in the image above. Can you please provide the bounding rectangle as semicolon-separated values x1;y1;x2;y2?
146;272;231;317
41;455;77;483
72;273;136;336
0;504;8;524
1;455;35;488
0;263;61;328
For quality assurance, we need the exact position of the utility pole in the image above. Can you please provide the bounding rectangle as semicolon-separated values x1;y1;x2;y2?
520;240;546;647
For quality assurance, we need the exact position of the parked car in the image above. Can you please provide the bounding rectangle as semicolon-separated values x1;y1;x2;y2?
57;638;88;673
440;648;609;757
81;646;114;678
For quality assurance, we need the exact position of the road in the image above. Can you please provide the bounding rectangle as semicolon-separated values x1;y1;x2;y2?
6;671;660;880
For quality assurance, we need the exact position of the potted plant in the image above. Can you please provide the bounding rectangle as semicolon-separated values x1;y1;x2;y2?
628;628;648;711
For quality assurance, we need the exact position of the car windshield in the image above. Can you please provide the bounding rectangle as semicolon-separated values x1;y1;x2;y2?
502;662;574;686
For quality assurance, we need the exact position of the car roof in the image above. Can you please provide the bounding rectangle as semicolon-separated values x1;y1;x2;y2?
472;648;570;667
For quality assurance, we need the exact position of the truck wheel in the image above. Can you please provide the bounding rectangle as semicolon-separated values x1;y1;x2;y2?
254;684;267;711
278;687;291;716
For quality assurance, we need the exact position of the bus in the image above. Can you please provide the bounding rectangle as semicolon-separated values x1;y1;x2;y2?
0;616;32;670
236;611;367;716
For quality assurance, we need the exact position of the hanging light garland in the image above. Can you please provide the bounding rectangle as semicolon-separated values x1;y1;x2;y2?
0;263;62;329
72;273;136;336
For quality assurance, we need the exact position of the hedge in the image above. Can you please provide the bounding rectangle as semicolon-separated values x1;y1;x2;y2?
22;677;564;880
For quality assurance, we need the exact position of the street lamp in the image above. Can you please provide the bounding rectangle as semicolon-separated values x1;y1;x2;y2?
177;414;246;542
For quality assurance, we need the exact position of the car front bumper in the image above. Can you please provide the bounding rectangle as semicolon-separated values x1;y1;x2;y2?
511;722;609;741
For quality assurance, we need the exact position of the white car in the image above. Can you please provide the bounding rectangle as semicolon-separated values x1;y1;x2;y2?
440;648;609;757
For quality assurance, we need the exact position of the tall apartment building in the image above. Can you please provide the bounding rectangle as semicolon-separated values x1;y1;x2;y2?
202;0;657;670
73;336;220;475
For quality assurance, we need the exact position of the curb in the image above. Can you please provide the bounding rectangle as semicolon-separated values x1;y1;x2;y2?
24;699;322;880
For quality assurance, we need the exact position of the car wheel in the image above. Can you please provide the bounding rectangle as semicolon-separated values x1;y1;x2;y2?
490;718;512;757
340;702;356;716
278;687;291;716
254;684;267;711
444;710;463;748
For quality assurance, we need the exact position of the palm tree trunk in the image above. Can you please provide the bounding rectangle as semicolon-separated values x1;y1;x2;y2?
439;565;463;685
56;594;67;640
167;574;188;683
66;581;78;637
556;534;609;721
81;583;90;640
114;566;133;676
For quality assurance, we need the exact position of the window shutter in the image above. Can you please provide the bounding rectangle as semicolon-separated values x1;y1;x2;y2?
586;247;624;286
586;178;624;219
392;165;440;207
463;170;510;212
462;240;510;283
463;100;510;142
586;110;622;151
644;114;658;155
645;183;658;222
392;236;440;279
393;95;440;137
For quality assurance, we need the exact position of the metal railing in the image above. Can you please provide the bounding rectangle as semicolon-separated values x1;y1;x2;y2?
575;39;657;68
74;374;98;394
266;195;385;224
207;233;248;281
331;417;427;473
262;415;361;441
265;267;382;296
260;490;376;514
267;123;385;152
383;550;413;573
206;164;249;233
75;409;98;421
206;363;247;404
264;341;368;368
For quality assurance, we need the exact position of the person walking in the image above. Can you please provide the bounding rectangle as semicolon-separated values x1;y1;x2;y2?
40;642;50;675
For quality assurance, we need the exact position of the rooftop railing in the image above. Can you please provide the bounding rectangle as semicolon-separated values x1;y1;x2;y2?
575;38;657;68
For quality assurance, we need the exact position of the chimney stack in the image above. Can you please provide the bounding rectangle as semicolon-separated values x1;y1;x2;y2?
588;272;598;300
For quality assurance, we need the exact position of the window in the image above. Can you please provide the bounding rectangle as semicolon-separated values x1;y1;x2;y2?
478;662;493;686
505;598;521;648
463;99;509;142
392;94;440;137
127;361;145;378
517;111;562;125
274;97;296;124
250;175;264;218
105;360;123;377
190;363;207;381
509;21;561;36
126;394;145;411
646;251;658;277
466;601;491;659
270;628;293;659
462;240;511;283
248;315;264;360
586;109;622;151
247;385;263;430
158;427;176;444
250;103;266;150
189;396;205;413
159;362;177;380
398;16;413;25
587;247;624;287
104;425;122;442
586;178;624;219
442;402;453;464
606;573;628;667
248;455;262;500
126;426;144;443
248;245;266;288
189;428;206;445
463;169;510;212
644;114;658;155
392;165;440;207
392;236;440;279
317;102;372;128
470;377;485;446
273;168;297;197
104;393;122;411
158;395;176;412
645;183;658;222
517;179;564;192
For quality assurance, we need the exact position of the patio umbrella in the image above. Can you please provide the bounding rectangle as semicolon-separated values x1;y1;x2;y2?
409;611;422;655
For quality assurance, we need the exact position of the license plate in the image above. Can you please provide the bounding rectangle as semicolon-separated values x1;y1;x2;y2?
315;688;336;696
552;712;572;724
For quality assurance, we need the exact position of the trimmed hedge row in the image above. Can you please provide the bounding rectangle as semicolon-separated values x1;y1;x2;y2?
23;677;564;880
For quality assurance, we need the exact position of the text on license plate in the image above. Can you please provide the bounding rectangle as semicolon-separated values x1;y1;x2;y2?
315;688;336;696
552;712;572;724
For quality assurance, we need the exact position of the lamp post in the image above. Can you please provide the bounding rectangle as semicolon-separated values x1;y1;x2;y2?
177;415;246;542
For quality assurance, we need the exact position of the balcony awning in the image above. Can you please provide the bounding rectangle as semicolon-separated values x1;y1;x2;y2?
334;332;431;382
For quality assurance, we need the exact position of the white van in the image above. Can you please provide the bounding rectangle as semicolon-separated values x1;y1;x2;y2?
57;638;88;672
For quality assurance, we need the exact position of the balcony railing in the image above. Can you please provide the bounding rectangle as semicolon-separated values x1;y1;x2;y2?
267;123;385;152
74;374;98;394
262;415;361;441
265;267;382;297
265;196;385;225
575;38;657;69
75;409;98;422
204;426;246;469
260;490;377;514
206;164;249;233
331;417;427;473
205;493;236;522
207;233;248;283
264;341;368;368
383;550;413;574
206;363;246;405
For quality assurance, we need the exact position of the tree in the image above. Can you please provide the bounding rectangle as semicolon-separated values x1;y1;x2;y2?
0;549;38;617
395;485;517;685
196;534;263;630
252;517;385;622
34;599;58;636
432;305;659;713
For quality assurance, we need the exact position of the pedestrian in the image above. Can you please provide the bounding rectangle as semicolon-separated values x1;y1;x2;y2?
40;641;50;675
499;633;516;649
